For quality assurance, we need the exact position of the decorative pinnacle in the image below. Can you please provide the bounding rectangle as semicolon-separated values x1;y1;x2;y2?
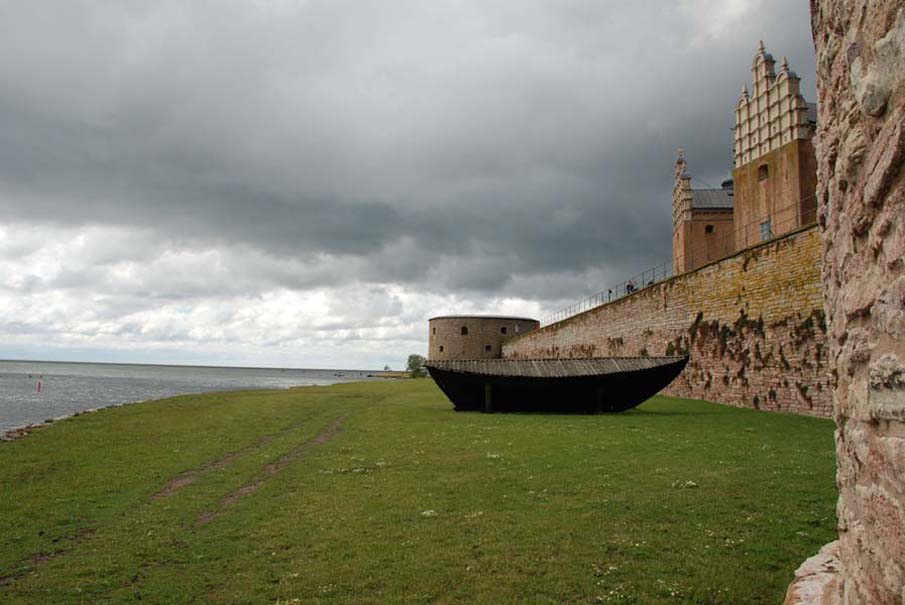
741;84;749;98
781;56;789;70
758;39;765;52
677;147;686;162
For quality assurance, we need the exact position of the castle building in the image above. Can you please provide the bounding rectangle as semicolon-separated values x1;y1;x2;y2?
731;42;817;247
671;150;735;274
672;42;818;274
428;316;539;361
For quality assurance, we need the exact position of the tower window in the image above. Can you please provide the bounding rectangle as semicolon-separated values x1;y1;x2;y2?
705;224;714;234
432;327;436;335
485;345;492;352
439;345;444;352
758;164;769;180
760;219;772;241
500;326;507;335
460;326;468;335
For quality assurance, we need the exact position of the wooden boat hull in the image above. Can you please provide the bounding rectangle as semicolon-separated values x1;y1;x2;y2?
426;356;688;414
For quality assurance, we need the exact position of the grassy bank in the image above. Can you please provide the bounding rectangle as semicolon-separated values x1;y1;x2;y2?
0;380;836;604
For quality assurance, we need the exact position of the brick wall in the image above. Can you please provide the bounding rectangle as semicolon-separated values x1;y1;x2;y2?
732;138;819;248
811;1;905;601
679;208;736;273
503;225;832;417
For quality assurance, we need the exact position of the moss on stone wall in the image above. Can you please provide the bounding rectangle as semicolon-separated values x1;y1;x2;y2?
503;226;831;417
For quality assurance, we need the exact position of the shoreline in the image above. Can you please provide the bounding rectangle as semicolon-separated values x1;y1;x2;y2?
0;402;122;442
366;370;410;379
0;394;172;443
1;377;407;443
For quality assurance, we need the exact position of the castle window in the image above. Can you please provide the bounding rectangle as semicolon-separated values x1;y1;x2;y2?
760;219;772;241
500;326;507;335
439;346;444;352
705;224;714;234
485;345;492;352
432;327;436;335
460;326;468;336
758;164;769;180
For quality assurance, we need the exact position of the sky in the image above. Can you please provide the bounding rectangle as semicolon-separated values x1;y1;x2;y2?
0;0;817;370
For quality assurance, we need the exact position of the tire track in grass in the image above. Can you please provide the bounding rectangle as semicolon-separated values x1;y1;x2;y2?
0;416;336;590
152;416;325;499
196;414;348;526
103;415;350;601
0;528;96;587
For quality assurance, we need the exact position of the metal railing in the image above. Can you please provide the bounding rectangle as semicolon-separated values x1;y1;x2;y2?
539;194;817;327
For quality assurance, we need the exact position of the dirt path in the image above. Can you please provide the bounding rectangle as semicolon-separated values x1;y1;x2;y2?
197;414;347;526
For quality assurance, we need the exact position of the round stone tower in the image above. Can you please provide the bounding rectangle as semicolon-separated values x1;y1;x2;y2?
428;315;539;361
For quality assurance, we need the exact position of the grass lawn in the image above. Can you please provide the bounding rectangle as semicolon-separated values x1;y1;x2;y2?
0;379;837;604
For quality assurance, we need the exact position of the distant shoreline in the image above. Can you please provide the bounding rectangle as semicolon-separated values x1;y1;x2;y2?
2;377;409;443
366;370;410;379
1;361;412;441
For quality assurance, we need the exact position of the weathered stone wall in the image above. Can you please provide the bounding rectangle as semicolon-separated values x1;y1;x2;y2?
812;1;905;602
503;226;832;417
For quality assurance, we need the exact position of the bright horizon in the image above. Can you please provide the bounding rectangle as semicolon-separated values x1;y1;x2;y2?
0;357;385;372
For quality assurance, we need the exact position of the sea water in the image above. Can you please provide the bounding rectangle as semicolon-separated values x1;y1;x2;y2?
0;360;381;433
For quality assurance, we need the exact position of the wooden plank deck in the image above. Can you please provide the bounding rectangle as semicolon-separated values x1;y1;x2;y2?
425;356;687;378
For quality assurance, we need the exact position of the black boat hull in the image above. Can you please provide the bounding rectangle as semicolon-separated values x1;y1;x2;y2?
427;357;688;414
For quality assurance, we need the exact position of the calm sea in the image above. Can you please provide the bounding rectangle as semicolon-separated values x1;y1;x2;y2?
0;360;382;433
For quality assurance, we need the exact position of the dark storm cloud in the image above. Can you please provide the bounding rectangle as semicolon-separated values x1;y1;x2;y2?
0;0;817;304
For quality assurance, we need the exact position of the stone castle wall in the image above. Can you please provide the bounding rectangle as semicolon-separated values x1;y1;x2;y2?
811;1;905;601
503;225;832;417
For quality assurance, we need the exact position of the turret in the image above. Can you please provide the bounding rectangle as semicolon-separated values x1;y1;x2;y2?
672;148;693;232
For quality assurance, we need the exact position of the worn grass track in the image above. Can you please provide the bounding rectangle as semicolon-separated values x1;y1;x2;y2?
0;380;836;604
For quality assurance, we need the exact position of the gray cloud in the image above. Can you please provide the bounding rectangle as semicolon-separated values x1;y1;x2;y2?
0;1;817;366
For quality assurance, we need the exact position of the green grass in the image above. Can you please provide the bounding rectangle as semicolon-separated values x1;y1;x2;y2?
0;380;837;604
